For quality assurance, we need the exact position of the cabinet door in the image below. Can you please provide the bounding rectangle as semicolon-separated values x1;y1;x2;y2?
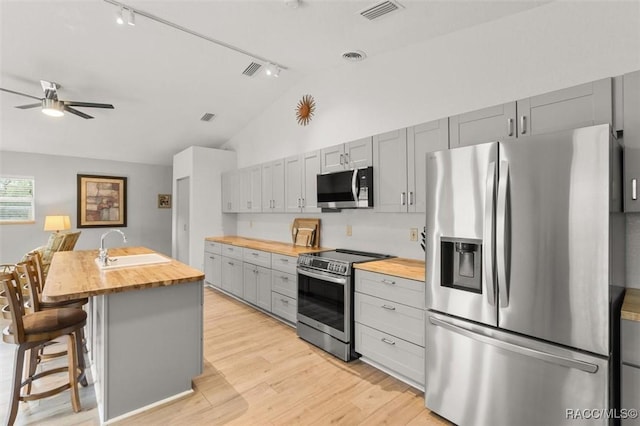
239;168;251;212
243;263;258;305
285;155;302;212
408;118;449;213
624;71;640;212
256;266;272;312
346;137;373;169
373;129;408;213
321;144;345;173
261;162;274;212
302;150;321;212
517;77;612;137
271;159;285;212
249;166;262;212
221;171;238;213
222;257;243;297
204;252;221;288
449;102;516;147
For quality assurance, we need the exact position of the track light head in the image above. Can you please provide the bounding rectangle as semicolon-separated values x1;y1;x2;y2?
116;5;124;25
127;9;135;26
265;63;281;78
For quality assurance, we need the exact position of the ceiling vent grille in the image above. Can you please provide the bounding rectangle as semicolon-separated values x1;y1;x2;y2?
200;113;216;122
242;62;262;77
359;0;403;20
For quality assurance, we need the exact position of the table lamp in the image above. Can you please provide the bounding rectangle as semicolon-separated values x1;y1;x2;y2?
44;215;71;233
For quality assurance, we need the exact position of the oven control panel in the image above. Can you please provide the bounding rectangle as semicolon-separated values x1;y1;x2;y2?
297;256;350;276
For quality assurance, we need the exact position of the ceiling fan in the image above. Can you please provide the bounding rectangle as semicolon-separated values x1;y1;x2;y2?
0;80;114;119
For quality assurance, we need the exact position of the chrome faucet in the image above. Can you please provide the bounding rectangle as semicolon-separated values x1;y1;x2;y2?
99;229;127;266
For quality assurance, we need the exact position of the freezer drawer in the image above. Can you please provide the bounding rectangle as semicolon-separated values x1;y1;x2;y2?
425;312;610;426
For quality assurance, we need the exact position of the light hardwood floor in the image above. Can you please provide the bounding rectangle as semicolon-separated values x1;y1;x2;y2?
1;287;451;425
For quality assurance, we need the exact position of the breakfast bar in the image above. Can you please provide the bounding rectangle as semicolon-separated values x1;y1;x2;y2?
42;246;204;424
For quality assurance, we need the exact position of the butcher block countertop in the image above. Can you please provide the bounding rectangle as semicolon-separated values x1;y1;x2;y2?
206;236;331;257
42;246;204;302
622;288;640;322
354;257;425;282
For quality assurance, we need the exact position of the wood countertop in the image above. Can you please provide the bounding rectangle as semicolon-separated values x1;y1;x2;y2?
205;236;331;257
354;257;425;282
622;288;640;322
42;246;204;302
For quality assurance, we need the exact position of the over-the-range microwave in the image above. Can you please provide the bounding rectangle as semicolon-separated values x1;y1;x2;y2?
316;166;374;209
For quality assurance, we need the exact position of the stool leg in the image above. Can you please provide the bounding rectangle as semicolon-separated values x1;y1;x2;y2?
66;334;81;413
24;346;40;396
75;328;88;387
6;344;26;426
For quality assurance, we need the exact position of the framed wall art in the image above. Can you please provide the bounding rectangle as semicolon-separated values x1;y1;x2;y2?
158;194;171;208
77;174;127;228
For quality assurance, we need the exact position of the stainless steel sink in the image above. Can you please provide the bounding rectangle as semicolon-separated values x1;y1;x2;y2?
95;253;171;270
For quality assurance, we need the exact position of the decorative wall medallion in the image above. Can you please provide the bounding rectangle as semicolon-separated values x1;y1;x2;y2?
296;94;315;126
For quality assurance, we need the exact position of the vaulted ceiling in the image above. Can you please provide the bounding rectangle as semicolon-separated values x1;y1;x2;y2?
0;0;549;165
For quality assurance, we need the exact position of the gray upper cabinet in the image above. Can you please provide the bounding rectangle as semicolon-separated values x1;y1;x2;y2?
624;70;640;212
373;119;448;213
321;137;372;173
407;119;449;213
240;166;262;212
285;150;321;213
450;78;613;147
261;159;285;213
221;170;239;213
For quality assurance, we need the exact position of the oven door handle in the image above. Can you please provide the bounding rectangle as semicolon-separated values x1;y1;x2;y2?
297;267;348;285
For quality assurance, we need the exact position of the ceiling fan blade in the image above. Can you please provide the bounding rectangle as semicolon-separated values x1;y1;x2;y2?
15;102;42;109
64;106;94;119
64;101;114;109
0;87;42;101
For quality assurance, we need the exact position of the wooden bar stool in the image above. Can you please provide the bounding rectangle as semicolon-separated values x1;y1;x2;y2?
16;256;89;387
1;271;86;426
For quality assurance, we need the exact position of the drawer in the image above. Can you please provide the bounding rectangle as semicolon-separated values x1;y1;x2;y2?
622;364;640;426
272;272;297;299
221;244;243;261
272;253;297;275
243;248;272;269
272;292;297;324
355;270;425;309
355;322;424;385
204;240;222;255
622;319;640;366
355;292;424;346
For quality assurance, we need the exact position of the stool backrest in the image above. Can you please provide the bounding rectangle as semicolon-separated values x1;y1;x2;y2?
0;271;26;343
15;260;43;312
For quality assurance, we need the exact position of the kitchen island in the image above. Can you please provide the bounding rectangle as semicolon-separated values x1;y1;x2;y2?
43;247;204;424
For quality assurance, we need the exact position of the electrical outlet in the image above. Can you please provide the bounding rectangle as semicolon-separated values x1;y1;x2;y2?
410;228;418;241
346;225;352;236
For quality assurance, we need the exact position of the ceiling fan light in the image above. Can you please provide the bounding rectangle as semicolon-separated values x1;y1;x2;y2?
116;6;124;25
41;99;64;117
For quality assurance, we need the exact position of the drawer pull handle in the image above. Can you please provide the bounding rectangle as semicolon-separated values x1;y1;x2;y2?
381;304;396;311
209;256;215;260
281;276;289;281
281;299;289;304
381;337;396;345
228;262;234;266
252;253;259;256
381;279;396;285
280;258;289;263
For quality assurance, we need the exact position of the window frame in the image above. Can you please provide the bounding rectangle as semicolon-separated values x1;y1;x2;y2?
0;175;36;224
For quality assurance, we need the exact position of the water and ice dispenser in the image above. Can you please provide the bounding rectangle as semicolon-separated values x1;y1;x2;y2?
440;237;482;293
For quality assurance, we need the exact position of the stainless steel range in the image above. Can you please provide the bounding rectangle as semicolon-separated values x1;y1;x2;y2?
297;249;392;361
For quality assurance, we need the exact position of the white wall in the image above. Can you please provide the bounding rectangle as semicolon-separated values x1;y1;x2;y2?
172;146;237;269
224;1;640;288
0;151;172;263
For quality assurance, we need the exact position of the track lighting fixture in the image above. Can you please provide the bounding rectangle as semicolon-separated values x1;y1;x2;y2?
265;63;281;78
128;9;135;26
116;5;124;25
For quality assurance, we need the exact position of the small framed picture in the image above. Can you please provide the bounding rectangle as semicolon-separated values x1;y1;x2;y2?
158;194;172;209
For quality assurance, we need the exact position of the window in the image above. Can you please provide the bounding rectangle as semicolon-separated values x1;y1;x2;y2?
0;176;35;223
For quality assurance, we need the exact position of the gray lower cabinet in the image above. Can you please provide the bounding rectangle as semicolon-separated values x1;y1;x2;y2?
622;318;640;426
450;77;613;147
204;241;222;288
624;70;640;212
354;269;425;390
271;253;298;324
221;244;243;298
243;262;271;311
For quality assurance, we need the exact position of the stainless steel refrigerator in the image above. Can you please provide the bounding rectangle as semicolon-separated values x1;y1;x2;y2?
424;124;626;426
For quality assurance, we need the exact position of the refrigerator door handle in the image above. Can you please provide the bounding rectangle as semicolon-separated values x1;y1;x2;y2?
496;160;510;307
484;161;496;306
429;316;599;374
